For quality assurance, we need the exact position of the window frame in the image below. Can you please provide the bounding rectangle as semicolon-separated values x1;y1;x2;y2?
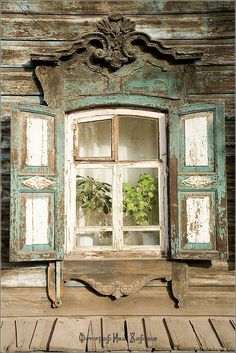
65;108;168;257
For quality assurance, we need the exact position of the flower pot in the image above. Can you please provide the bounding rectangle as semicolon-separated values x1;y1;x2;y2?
142;232;156;245
79;234;94;247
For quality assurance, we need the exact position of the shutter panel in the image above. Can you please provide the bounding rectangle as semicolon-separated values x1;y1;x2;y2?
10;105;64;261
169;103;228;260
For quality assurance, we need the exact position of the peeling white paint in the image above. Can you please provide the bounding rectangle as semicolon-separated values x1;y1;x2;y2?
25;196;49;245
185;115;208;166
26;117;48;166
186;196;211;243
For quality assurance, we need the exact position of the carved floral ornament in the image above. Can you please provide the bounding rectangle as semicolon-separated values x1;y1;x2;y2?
22;176;53;190
31;13;202;71
182;175;214;189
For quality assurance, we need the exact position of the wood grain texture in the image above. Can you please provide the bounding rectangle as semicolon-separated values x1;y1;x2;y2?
2;287;234;317
49;318;90;352
126;318;147;351
144;317;171;350
15;318;37;351
30;318;56;351
189;318;223;351
1;316;235;352
102;318;128;351
2;40;235;68
164;317;200;350
2;67;234;96
2;13;234;41
0;320;17;352
1;0;235;15
210;318;235;351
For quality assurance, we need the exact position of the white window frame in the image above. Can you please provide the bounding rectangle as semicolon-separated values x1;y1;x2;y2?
65;108;168;256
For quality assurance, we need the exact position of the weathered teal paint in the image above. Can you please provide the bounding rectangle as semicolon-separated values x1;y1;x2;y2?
10;104;65;262
64;94;173;113
170;102;228;260
179;109;214;173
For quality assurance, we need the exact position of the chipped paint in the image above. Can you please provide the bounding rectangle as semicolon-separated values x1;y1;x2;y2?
186;196;210;243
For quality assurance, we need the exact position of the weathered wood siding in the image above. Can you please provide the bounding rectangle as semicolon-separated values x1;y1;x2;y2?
1;0;234;272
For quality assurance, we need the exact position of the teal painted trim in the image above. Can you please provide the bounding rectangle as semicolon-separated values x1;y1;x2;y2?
65;95;173;113
178;107;215;173
178;191;216;252
10;104;65;262
183;243;213;250
170;101;228;260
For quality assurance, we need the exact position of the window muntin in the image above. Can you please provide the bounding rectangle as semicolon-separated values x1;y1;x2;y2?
66;109;167;254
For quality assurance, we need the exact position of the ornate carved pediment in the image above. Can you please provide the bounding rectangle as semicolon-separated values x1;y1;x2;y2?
31;13;202;71
30;13;202;109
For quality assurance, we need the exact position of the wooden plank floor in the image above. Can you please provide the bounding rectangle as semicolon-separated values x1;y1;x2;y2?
0;316;235;352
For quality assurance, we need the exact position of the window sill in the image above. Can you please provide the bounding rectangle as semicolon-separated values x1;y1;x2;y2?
64;249;167;261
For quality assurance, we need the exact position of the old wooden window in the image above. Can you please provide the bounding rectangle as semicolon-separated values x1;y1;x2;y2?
9;103;227;262
65;109;168;255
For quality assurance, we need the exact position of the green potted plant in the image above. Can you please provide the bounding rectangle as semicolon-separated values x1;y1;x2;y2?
76;175;112;246
123;173;158;244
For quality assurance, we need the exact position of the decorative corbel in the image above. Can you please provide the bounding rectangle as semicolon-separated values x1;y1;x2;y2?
47;261;64;308
171;261;189;307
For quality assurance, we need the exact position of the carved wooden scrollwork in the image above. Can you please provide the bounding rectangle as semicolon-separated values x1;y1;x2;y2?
31;13;202;71
65;274;159;299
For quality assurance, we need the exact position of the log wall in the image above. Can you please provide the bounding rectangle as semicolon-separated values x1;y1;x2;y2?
1;1;235;311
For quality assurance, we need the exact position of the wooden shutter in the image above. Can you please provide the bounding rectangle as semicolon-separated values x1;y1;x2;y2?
169;103;228;260
10;105;64;261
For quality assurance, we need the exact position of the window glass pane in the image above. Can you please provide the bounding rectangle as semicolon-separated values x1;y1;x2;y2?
76;168;112;227
119;117;159;160
122;168;159;226
78;120;112;158
77;231;112;247
124;231;160;246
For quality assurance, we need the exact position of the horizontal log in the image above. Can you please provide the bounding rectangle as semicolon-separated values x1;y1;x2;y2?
187;95;235;118
2;40;235;68
1;0;234;15
2;287;234;317
1;67;234;96
2;13;234;41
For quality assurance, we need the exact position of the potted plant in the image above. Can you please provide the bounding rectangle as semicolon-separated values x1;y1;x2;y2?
76;175;112;246
123;173;158;244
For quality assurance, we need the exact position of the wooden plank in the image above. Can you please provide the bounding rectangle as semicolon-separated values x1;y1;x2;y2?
2;13;234;41
189;67;235;95
164;317;200;350
189;318;223;351
1;68;41;96
30;318;56;351
0;320;17;352
2;0;234;15
2;287;235;317
15;318;37;351
126;317;147;351
210;318;235;351
1;267;47;287
144;316;171;350
102;318;128;351
87;318;104;352
49;317;90;352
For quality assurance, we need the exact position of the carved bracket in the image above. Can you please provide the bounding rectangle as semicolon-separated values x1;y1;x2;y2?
171;262;189;307
66;274;160;300
48;260;188;308
47;261;64;308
